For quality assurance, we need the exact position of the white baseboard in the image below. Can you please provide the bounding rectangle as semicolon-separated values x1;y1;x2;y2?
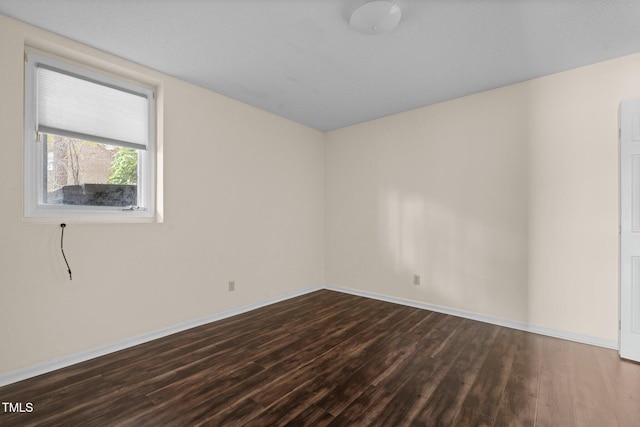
0;285;323;387
1;283;618;387
325;284;619;350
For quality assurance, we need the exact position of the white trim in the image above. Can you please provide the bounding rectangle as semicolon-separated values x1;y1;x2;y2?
325;285;618;350
0;285;322;387
0;283;618;387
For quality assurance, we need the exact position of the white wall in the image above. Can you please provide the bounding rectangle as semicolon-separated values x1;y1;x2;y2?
0;15;325;375
326;52;640;343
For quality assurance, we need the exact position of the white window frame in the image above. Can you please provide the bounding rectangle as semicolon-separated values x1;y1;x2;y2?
24;50;156;222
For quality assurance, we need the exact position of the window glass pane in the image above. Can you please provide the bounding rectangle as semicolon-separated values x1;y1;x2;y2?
43;134;138;207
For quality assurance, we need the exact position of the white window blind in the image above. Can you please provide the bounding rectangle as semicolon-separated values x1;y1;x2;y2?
37;65;149;150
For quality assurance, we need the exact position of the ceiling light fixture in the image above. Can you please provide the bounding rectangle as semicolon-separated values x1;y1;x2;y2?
349;1;402;35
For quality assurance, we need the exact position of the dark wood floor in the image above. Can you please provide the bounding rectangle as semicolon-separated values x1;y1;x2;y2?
1;290;639;426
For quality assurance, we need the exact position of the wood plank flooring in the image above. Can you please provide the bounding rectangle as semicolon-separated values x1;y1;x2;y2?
1;290;639;426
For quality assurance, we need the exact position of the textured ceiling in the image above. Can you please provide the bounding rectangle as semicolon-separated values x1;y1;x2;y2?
1;0;640;131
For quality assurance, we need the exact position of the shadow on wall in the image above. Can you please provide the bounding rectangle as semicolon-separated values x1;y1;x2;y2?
378;190;529;323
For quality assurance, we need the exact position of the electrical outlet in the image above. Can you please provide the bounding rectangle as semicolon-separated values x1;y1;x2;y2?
228;280;235;292
413;275;420;285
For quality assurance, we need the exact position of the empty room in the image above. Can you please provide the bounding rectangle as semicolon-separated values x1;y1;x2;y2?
1;1;640;425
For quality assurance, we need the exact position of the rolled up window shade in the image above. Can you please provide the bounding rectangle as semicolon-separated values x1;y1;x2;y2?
37;65;149;150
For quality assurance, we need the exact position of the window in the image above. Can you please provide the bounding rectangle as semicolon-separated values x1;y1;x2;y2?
24;51;156;221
